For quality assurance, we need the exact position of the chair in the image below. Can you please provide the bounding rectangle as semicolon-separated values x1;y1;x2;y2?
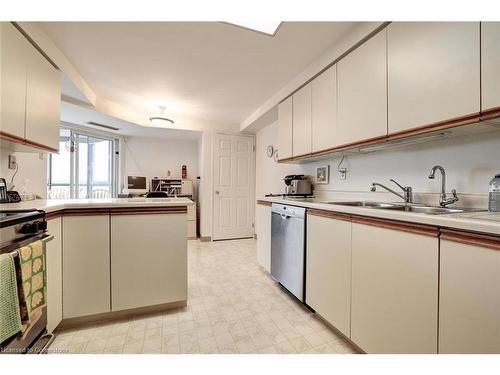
47;188;70;200
88;189;111;199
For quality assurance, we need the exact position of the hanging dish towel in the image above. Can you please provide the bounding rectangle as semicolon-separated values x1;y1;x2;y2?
0;253;22;343
15;240;47;337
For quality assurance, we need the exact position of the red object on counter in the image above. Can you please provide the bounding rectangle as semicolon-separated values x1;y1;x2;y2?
182;165;187;179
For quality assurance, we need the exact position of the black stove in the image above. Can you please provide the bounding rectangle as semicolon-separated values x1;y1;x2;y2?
0;209;47;252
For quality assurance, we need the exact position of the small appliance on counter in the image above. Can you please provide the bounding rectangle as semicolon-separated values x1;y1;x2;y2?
283;174;313;196
489;174;500;212
0;178;21;204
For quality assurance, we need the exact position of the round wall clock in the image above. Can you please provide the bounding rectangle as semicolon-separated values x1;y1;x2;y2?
266;145;274;158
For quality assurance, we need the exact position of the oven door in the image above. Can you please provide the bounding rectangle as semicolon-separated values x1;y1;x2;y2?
0;234;53;354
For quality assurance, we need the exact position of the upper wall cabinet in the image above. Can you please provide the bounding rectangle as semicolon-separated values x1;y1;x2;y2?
481;22;500;115
387;22;480;134
277;96;293;160
292;82;312;157
337;29;387;147
1;22;30;139
311;65;337;153
25;40;61;151
0;23;60;152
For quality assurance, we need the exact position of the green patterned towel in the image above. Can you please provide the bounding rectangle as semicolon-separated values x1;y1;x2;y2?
15;241;47;337
0;253;22;343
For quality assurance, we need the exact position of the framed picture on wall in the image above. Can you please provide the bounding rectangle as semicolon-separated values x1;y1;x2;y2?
316;165;329;184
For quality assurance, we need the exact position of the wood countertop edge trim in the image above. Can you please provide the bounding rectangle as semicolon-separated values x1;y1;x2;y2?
307;209;351;222
440;228;500;251
44;206;188;217
351;215;439;237
480;106;500;121
257;200;272;206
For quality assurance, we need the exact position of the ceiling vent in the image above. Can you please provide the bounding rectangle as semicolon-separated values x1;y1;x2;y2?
86;121;120;131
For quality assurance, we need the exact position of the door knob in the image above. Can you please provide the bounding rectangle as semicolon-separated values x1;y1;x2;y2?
215;190;220;195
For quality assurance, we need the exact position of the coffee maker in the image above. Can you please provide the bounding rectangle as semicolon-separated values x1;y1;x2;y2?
283;175;313;196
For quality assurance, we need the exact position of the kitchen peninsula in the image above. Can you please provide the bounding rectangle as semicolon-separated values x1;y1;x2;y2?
2;198;193;332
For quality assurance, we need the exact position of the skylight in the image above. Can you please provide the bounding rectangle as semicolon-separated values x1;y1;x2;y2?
225;21;282;36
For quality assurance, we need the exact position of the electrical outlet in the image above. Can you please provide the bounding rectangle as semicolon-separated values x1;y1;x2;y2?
8;155;16;170
339;168;347;180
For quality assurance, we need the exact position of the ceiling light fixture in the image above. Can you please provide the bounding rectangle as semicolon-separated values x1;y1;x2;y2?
224;21;282;36
149;106;174;126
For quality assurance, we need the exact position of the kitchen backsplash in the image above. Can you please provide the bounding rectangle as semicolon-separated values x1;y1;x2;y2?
256;121;500;208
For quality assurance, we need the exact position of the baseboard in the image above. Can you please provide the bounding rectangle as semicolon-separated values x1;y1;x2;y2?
57;300;187;330
199;236;212;242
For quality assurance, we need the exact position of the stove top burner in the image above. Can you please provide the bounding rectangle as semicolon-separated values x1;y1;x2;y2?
0;209;45;228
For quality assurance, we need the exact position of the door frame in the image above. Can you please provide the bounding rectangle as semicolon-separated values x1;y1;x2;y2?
211;132;256;241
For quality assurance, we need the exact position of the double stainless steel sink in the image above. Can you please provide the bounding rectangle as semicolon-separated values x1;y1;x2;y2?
323;201;483;215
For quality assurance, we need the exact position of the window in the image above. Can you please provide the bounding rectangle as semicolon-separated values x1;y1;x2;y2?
47;127;119;199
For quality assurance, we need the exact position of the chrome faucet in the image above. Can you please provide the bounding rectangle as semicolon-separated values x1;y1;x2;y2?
428;165;459;207
370;179;413;203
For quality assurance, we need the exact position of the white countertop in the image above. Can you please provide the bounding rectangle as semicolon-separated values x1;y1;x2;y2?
258;196;500;236
0;197;194;213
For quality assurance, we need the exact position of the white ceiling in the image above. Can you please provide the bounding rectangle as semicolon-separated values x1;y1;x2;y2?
40;22;359;125
61;101;202;141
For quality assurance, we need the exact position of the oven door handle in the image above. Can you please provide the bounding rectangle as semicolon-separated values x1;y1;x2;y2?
41;234;54;244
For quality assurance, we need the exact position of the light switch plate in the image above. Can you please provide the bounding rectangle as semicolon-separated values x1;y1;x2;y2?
339;168;347;180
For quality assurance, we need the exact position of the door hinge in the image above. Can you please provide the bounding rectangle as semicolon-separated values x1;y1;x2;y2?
253;145;256;152
252;223;255;228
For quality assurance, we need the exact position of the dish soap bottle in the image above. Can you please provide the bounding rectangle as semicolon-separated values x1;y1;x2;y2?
489;174;500;212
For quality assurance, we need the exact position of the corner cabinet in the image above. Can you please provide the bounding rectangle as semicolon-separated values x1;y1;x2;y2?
337;29;387;147
255;201;271;272
110;208;187;312
350;218;439;353
481;22;500;118
45;215;63;333
62;212;111;319
292;82;312;158
311;65;337;153
306;211;352;338
438;230;500;353
277;96;293;161
0;22;60;152
387;22;480;135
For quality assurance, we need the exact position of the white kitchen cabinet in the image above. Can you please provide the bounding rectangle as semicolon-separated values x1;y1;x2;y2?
439;233;500;353
351;220;439;353
62;214;111;319
337;29;387;146
45;216;62;333
311;65;337;153
388;22;480;134
25;39;60;151
0;22;60;152
110;212;187;311
481;22;500;113
187;202;196;239
277;96;293;160
306;212;351;337
255;202;271;272
292;83;312;157
1;22;30;139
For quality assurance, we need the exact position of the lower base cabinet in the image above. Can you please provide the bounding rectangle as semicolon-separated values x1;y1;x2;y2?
110;213;187;311
306;212;352;337
256;203;271;272
46;216;62;333
63;214;111;319
439;237;500;353
351;221;439;353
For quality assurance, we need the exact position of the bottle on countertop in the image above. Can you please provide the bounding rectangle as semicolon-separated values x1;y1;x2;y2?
489;174;500;212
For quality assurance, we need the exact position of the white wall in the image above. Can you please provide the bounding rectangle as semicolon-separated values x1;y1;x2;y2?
256;121;500;208
122;136;199;189
0;149;48;198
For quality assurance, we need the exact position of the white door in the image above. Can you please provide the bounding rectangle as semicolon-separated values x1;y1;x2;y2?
213;133;255;240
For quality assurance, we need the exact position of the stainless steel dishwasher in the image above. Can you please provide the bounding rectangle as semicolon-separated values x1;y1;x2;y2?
271;203;306;302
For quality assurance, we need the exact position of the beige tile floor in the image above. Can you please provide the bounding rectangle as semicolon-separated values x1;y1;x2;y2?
48;238;358;354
